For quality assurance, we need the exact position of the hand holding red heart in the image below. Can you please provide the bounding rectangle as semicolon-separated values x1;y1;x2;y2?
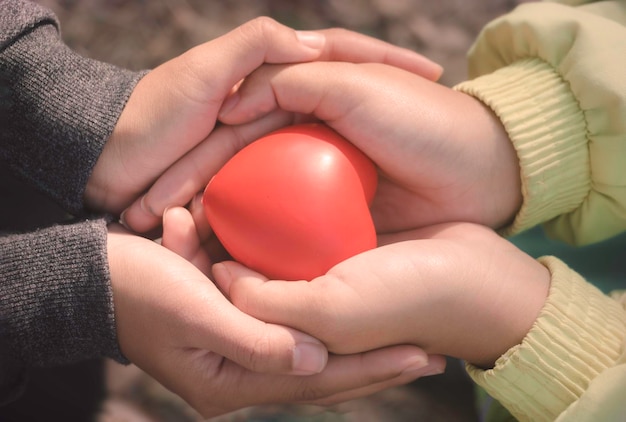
211;222;550;370
218;61;522;233
202;124;377;280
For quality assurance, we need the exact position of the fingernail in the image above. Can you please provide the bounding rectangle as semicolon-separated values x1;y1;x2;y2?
296;31;325;50
218;92;240;120
404;359;445;377
402;355;429;373
292;342;327;375
430;63;444;81
119;209;129;229
421;362;445;377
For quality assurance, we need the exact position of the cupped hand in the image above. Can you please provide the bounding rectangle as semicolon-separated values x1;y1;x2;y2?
212;222;550;369
107;213;445;418
215;62;522;232
87;17;442;230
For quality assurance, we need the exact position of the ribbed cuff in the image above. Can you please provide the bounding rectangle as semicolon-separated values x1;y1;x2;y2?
0;218;128;368
455;59;590;237
466;257;626;422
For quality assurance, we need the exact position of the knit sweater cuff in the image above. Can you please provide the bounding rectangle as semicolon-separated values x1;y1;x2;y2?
455;59;590;237
466;257;626;421
0;8;143;214
0;218;128;368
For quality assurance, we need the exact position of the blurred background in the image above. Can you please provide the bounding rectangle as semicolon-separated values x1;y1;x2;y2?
18;1;610;421
34;0;530;87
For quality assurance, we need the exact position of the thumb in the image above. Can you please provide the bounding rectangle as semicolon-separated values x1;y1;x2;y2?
197;296;329;376
211;260;323;335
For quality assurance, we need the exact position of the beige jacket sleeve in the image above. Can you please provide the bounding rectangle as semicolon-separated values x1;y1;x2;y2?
466;258;626;421
455;0;626;246
454;1;626;420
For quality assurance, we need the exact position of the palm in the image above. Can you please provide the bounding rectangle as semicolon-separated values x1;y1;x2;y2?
370;173;476;233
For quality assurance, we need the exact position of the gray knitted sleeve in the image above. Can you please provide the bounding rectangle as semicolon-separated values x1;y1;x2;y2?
0;218;128;404
0;0;144;403
0;0;145;214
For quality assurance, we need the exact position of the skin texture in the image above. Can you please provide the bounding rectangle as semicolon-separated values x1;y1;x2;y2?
85;17;443;232
107;215;447;418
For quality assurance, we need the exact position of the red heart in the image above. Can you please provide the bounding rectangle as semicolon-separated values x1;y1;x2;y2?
202;123;377;280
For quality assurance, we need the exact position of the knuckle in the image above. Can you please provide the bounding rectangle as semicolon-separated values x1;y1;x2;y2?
237;331;288;372
322;27;350;37
241;16;283;42
306;277;350;347
229;283;255;314
241;336;270;371
292;381;328;403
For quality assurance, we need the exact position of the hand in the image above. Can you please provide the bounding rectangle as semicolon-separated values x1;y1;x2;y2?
107;213;446;418
86;17;442;228
211;223;550;369
213;62;522;232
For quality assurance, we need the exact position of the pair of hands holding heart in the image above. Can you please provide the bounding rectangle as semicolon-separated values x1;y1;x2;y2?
96;19;453;419
109;30;547;406
144;61;549;370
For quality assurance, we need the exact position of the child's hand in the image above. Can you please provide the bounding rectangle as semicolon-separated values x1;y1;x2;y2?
108;207;446;418
86;17;442;230
212;222;550;369
218;62;523;232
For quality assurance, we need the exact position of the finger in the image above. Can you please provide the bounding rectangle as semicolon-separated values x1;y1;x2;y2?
187;346;441;417
188;192;213;241
122;111;296;233
162;207;213;275
162;207;200;259
219;61;352;124
200;21;440;97
182;292;329;376
315;27;442;81
304;352;447;407
212;260;324;331
212;249;418;354
178;18;327;107
188;193;233;275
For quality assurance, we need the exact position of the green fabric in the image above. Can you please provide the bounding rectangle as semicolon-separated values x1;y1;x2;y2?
457;1;626;246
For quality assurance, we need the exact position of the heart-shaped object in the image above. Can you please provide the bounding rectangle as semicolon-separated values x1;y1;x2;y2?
202;123;377;280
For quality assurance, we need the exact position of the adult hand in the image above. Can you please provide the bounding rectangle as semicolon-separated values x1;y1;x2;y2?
107;215;446;418
212;223;550;369
86;17;442;229
213;62;522;231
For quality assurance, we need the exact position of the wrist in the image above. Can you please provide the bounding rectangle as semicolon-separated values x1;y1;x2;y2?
84;70;150;214
467;257;626;420
455;59;589;237
464;94;523;229
466;254;550;369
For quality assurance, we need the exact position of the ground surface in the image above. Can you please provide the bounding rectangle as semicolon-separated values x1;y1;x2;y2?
30;1;532;421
